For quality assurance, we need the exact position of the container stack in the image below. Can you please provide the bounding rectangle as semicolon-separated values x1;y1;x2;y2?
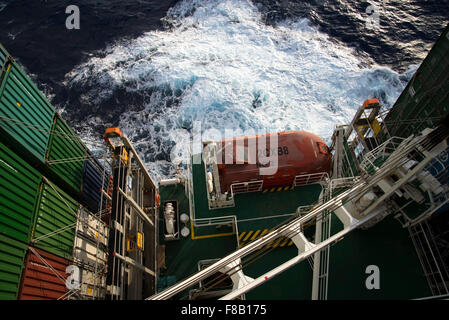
380;25;449;141
73;207;109;299
17;248;71;300
0;45;55;168
0;142;40;299
82;151;109;216
0;43;111;300
45;114;87;196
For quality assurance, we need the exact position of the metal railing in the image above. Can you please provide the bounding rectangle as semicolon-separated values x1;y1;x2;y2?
329;176;360;192
409;221;449;296
293;172;329;187
194;215;237;228
192;215;240;248
230;180;264;194
359;136;407;174
394;188;449;228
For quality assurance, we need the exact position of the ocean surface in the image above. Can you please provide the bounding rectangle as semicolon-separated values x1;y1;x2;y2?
0;0;448;180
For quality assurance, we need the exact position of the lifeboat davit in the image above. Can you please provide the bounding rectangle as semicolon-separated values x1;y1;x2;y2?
216;130;331;192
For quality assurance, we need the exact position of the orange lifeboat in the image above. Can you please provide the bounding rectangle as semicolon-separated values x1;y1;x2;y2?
215;130;331;192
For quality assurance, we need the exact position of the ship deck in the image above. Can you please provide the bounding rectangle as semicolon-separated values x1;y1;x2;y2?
157;158;431;299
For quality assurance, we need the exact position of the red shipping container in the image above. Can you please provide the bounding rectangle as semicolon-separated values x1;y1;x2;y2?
18;247;71;300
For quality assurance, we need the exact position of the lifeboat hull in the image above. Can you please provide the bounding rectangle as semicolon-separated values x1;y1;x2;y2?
216;131;331;193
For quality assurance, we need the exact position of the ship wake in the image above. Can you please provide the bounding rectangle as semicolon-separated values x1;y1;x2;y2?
64;0;417;181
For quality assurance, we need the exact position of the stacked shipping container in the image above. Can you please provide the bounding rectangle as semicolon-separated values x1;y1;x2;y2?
0;142;41;243
82;151;109;215
18;248;70;300
0;44;8;71
0;234;28;299
46;114;87;195
73;207;108;299
381;24;449;141
1;140;110;299
0;50;55;166
0;141;41;299
0;44;110;300
31;179;79;260
0;45;95;200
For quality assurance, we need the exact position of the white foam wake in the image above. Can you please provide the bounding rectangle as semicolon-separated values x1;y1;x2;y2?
66;0;417;181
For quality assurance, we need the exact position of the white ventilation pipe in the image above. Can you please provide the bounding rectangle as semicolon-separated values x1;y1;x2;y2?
159;178;182;186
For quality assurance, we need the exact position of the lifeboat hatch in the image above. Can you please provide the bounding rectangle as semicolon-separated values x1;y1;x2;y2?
317;142;329;154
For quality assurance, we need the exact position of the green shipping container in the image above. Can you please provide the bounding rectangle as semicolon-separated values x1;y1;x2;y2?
0;142;42;243
0;57;55;165
381;24;449;140
46;114;87;194
0;234;28;300
31;179;79;260
0;43;9;72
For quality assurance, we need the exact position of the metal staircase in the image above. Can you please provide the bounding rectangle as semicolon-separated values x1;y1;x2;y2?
104;132;158;300
409;221;449;296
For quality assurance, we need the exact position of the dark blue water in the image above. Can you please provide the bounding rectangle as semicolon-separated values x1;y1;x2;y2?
1;1;447;80
254;0;449;70
0;0;178;98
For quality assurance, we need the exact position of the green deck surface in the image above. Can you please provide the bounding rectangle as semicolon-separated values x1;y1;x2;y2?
192;161;323;230
244;248;313;300
157;159;431;299
157;160;323;298
327;213;431;299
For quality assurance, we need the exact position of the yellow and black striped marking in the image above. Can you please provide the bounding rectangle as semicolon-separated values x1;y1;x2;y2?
262;185;295;193
239;229;294;248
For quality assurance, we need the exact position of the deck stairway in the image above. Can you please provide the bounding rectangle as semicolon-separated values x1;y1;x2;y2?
409;221;449;296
